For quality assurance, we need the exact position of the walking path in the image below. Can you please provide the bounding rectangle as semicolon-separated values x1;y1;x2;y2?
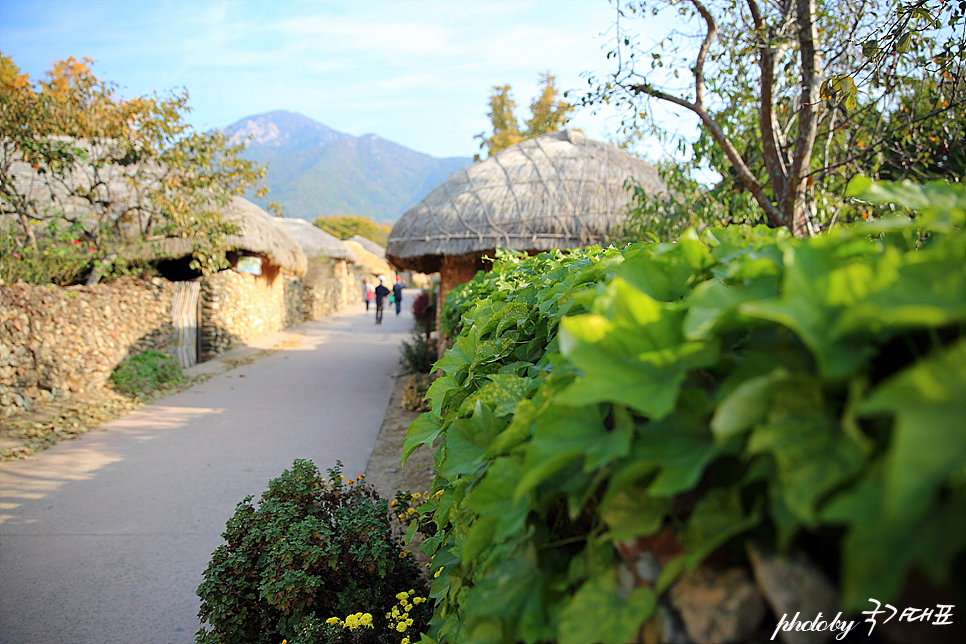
0;301;414;644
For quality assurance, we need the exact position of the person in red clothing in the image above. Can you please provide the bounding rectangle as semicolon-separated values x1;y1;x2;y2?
392;275;404;315
374;275;390;324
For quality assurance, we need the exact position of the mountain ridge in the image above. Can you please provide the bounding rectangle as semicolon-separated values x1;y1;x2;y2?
225;111;472;224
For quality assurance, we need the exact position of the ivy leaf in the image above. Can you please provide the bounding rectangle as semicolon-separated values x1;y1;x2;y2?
683;277;779;340
516;403;632;498
856;339;966;520
426;374;458;420
452;401;507;450
402;413;444;465
599;483;670;541
557;571;655;644
608;408;718;499
711;368;790;439
823;468;966;611
460;374;532;419
657;487;760;592
559;279;718;418
747;378;864;524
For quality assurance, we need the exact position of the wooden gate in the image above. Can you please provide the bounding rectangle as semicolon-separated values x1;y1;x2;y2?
172;280;200;369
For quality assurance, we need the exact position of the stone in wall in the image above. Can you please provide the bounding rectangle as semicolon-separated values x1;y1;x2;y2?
0;277;175;417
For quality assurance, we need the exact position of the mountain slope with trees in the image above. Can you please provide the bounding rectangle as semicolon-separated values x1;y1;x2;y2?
225;111;473;224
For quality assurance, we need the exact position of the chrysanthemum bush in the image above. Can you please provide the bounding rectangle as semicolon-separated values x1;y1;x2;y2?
195;460;431;644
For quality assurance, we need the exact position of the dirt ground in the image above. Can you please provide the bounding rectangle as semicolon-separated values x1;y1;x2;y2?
364;372;436;500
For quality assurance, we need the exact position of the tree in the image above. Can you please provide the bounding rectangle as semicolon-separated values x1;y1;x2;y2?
1;53;270;278
313;214;391;246
584;0;965;236
475;72;575;159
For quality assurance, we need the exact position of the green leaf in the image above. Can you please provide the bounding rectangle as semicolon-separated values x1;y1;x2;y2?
747;378;864;524
439;427;488;480
657;487;760;592
559;280;718;418
607;407;719;499
452;401;507;451
426;374;458;420
557;571;655;644
516;403;632;498
599;484;670;541
711;368;790;439
403;413;444;465
857;339;966;519
460;374;532;419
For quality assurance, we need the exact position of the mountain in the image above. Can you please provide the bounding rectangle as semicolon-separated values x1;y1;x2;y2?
225;111;473;224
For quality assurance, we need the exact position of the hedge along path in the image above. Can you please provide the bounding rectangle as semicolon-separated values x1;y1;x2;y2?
404;180;966;644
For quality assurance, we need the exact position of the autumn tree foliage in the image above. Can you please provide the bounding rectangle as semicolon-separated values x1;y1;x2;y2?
475;72;575;159
584;0;965;237
313;214;391;246
0;52;270;278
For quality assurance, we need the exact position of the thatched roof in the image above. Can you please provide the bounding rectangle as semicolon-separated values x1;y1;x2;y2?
347;235;386;259
386;129;665;273
131;197;307;276
275;217;357;262
5;146;307;275
344;240;392;278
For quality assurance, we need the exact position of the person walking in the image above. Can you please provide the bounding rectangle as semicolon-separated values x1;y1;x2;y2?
374;275;390;324
392;275;404;316
363;278;374;312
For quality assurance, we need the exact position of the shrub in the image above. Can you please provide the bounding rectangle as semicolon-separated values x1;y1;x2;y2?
110;350;182;396
399;332;437;375
401;374;432;412
410;289;436;338
196;460;430;644
407;180;966;643
0;220;97;286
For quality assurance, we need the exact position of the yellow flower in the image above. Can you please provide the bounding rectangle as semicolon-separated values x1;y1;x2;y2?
413;597;426;605
402;639;410;644
433;568;442;578
407;618;414;626
396;622;408;632
360;613;373;626
396;591;409;600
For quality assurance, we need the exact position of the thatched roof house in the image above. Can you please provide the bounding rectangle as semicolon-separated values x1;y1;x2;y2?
132;197;307;277
275;218;357;263
386;129;664;275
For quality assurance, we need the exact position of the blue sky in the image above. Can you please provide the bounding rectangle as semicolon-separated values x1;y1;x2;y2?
0;0;690;160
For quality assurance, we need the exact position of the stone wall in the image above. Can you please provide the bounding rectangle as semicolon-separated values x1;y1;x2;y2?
200;266;286;359
0;277;175;417
1;261;359;416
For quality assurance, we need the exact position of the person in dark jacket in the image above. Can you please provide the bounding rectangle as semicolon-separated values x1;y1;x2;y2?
374;275;390;324
392;275;404;315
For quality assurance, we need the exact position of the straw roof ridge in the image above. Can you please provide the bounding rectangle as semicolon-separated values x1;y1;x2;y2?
346;235;386;259
386;129;665;272
5;148;307;275
275;217;357;262
344;240;392;278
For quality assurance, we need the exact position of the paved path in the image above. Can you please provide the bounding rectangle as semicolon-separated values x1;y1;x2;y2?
0;301;414;644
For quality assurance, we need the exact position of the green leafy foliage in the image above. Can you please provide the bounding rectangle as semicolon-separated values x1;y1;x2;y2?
110;350;182;396
196;460;429;644
405;180;965;642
